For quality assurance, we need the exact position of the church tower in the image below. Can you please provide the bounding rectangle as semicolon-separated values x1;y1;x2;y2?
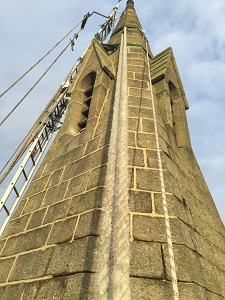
0;1;225;299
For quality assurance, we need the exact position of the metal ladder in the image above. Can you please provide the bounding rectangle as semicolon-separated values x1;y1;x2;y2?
0;55;83;236
0;94;69;236
0;4;120;236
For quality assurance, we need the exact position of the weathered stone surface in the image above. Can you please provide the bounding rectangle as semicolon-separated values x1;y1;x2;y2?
23;191;46;214
136;169;161;192
9;248;53;281
128;131;136;147
128;148;145;167
137;133;156;149
178;282;208;299
2;214;30;237
131;241;164;278
129;87;151;98
154;193;193;226
47;217;77;245
142;118;155;133
47;237;97;276
21;281;39;299
128;79;148;89
64;273;95;300
217;268;225;297
128;117;140;131
0;257;15;282
27;208;46;230
43;144;85;175
131;278;172;299
84;136;101;155
45;169;64;189
134;72;150;82
128;96;151;108
22;277;67;300
68;188;103;216
87;165;107;190
42;181;68;207
12;198;27;219
43;199;71;224
133;216;194;249
129;190;152;213
0;2;225;299
127;58;144;67
2;226;51;256
99;129;111;147
0;283;25;300
206;290;225;300
191;229;225;270
129;106;153;119
162;244;205;286
199;256;223;295
24;175;49;197
94;120;110;136
0;240;6;254
65;172;90;198
75;210;101;239
62;147;108;182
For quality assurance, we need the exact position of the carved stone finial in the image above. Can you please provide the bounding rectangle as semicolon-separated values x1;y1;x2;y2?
126;0;134;7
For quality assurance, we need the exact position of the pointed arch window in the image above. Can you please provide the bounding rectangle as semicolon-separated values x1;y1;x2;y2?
78;72;96;131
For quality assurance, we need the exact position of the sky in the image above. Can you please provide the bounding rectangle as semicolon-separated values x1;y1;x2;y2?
0;0;224;226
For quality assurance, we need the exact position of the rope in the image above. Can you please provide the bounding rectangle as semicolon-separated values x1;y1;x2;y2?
0;9;115;99
0;43;71;127
0;89;65;184
0;6;120;182
96;27;130;300
145;40;180;299
0;17;88;98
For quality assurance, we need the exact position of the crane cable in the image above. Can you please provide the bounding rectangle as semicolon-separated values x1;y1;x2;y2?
0;10;112;100
0;10;113;127
0;6;120;182
0;85;65;183
0;42;73;127
0;16;87;99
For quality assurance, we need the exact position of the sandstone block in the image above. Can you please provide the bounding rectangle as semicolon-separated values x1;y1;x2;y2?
75;210;101;239
47;236;97;276
9;247;53;281
0;257;15;283
68;187;104;216
2;226;51;256
47;217;77;245
131;241;164;278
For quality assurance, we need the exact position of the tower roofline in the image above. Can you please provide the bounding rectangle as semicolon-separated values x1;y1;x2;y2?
108;0;153;57
126;0;135;8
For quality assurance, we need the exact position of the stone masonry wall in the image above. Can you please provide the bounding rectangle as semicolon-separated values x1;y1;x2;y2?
0;3;225;299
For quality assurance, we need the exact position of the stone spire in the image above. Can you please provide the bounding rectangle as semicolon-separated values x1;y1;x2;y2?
126;0;135;8
0;1;225;299
109;0;153;56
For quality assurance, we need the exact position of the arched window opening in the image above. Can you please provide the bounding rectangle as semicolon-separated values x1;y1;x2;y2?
77;72;96;131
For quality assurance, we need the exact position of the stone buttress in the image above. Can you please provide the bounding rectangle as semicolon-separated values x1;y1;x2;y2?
0;1;225;299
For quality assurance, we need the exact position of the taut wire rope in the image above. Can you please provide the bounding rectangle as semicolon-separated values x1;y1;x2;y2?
0;10;111;100
145;40;180;299
0;6;120;182
96;27;130;300
0;43;71;127
0;17;87;99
